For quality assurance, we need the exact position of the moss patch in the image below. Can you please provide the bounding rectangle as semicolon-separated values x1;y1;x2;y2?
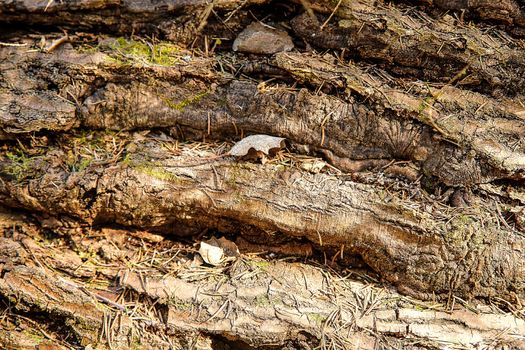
80;37;183;66
131;160;192;185
2;149;42;182
162;90;209;111
136;164;181;182
108;38;181;66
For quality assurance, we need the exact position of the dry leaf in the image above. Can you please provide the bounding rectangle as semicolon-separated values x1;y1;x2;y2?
229;134;286;157
216;236;240;257
198;237;239;266
191;253;204;267
199;241;224;266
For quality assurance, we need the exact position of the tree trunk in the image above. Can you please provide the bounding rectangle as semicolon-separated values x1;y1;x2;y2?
1;0;525;348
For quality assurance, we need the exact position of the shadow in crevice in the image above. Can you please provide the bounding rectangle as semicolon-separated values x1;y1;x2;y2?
210;330;317;350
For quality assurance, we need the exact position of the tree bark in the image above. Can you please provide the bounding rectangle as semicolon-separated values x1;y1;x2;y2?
1;209;524;349
404;0;525;37
1;0;525;348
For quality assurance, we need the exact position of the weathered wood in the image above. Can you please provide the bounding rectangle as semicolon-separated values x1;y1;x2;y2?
2;0;525;348
0;0;266;43
404;0;525;37
0;213;523;349
0;139;524;301
291;1;525;97
1;44;524;187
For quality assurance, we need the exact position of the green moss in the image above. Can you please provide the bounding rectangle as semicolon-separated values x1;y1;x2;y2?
76;44;99;54
465;39;489;56
457;214;474;226
132;161;190;184
251;260;271;269
69;156;93;172
108;38;181;66
154;44;182;66
22;330;45;344
418;95;435;114
223;162;253;189
162;90;209;111
445;214;485;249
121;153;132;166
130;336;142;350
167;296;192;311
255;295;271;307
72;131;90;145
104;55;128;66
307;313;327;325
138;164;181;182
71;130;110;149
3;149;40;182
78;249;98;262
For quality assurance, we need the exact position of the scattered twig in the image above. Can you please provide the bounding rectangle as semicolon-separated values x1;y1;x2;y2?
320;0;343;31
46;34;68;53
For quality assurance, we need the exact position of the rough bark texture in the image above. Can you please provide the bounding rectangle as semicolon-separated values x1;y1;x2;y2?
1;136;524;303
1;208;524;349
404;0;525;37
1;0;525;348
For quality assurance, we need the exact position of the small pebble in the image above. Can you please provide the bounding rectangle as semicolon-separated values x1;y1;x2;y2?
233;22;294;55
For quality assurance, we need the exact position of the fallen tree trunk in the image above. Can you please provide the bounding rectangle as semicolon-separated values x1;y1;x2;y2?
1;36;525;299
0;209;524;349
1;44;524;186
1;0;525;348
1;136;524;302
0;0;266;43
402;0;525;37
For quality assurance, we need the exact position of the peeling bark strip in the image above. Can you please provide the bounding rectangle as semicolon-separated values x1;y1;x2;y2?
1;45;524;186
403;0;525;37
0;214;524;349
290;4;525;97
0;0;266;41
0;140;524;301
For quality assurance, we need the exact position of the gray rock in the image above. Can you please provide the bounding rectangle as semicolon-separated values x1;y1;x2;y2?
233;22;294;54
